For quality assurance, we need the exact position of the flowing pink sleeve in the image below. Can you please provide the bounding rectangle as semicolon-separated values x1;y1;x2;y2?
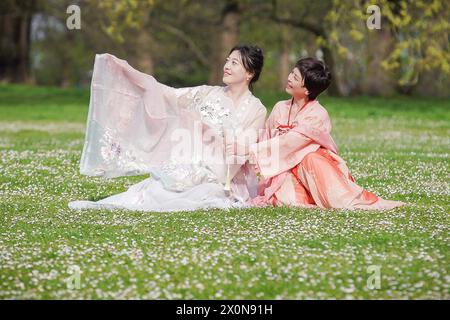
290;111;338;154
249;108;334;178
259;101;283;141
79;53;207;178
249;130;313;178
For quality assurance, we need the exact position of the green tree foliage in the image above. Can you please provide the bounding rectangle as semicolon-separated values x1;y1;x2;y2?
2;0;447;96
327;0;449;91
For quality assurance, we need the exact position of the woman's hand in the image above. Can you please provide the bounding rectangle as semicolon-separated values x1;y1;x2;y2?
225;139;249;157
225;136;250;166
225;140;236;157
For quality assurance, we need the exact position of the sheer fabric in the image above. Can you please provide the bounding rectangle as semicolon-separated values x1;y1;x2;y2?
69;53;266;212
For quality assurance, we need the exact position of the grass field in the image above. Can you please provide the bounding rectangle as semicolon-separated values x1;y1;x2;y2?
0;84;448;299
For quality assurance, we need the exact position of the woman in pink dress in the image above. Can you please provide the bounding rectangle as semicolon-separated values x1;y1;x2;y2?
230;57;405;210
69;45;267;212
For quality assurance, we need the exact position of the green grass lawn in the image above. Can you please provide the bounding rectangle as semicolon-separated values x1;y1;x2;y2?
0;84;448;299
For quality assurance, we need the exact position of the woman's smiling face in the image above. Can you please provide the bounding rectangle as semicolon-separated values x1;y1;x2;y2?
222;50;252;86
285;67;309;99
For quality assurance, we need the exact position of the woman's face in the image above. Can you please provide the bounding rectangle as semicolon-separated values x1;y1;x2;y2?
222;50;252;86
285;67;309;99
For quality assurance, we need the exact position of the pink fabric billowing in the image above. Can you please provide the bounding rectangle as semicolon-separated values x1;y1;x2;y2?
80;53;193;177
74;53;268;209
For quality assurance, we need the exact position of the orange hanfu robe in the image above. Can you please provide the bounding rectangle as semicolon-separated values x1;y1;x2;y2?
249;99;405;210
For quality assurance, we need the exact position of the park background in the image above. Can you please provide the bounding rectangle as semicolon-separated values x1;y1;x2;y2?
0;0;449;299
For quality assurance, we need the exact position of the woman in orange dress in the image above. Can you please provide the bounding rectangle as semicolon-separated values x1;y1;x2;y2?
230;57;405;210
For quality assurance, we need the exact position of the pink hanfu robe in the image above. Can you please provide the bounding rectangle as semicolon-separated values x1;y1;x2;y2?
68;53;267;212
248;99;405;210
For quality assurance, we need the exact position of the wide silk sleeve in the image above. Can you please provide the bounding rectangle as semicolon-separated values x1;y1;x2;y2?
226;103;267;165
79;53;207;178
249;112;328;178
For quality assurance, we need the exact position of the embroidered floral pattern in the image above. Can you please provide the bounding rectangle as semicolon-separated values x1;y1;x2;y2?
99;126;148;174
153;159;217;192
198;97;231;134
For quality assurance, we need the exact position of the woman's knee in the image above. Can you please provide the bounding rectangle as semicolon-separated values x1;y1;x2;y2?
302;151;323;167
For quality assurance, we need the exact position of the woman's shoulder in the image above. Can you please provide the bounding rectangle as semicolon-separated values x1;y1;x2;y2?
274;99;291;109
244;93;267;117
303;100;332;129
309;100;331;118
269;99;291;115
249;94;267;113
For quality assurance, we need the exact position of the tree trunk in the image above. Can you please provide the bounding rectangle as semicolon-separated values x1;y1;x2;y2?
364;26;396;95
0;1;36;83
279;26;291;90
208;0;241;85
321;45;341;96
134;29;155;75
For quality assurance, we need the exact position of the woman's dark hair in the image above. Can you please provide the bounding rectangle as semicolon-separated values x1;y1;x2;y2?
295;57;331;100
229;44;264;91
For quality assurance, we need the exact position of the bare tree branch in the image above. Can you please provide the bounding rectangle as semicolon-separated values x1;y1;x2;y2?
156;23;209;67
270;0;325;37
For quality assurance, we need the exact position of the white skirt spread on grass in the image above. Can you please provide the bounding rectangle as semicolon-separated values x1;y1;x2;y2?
68;177;245;212
68;53;266;212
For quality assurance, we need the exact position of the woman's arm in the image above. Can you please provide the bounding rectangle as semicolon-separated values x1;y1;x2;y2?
104;53;210;111
248;112;329;177
225;103;267;165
